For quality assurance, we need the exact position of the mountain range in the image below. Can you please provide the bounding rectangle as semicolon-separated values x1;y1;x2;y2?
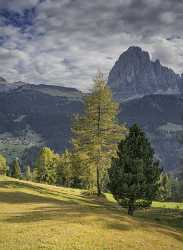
0;46;183;172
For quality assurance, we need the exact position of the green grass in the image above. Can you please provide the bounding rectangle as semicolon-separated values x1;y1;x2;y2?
0;176;182;250
152;201;183;209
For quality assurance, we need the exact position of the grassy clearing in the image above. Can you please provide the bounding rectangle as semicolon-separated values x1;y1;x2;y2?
0;176;182;250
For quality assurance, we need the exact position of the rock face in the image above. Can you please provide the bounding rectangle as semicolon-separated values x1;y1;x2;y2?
108;46;182;101
108;46;183;170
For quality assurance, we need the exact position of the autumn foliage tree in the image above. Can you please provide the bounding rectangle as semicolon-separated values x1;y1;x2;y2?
56;150;73;187
72;72;126;195
11;159;21;179
158;172;171;201
0;154;8;175
25;165;32;181
35;147;59;184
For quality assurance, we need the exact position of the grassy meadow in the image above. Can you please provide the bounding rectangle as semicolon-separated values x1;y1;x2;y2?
0;176;182;250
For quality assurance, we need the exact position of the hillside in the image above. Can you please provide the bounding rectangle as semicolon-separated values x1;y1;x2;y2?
0;176;182;250
0;84;83;165
1;82;183;170
120;94;183;170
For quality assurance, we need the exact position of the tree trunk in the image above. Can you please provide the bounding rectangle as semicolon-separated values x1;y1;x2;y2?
128;199;135;216
96;164;101;196
96;100;102;196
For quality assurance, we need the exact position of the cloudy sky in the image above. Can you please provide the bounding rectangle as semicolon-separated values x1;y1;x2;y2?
0;0;182;90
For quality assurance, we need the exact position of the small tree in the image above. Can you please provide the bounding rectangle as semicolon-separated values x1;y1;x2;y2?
11;159;21;179
158;172;171;201
35;147;58;184
0;154;8;175
25;165;32;181
108;124;161;216
57;150;73;187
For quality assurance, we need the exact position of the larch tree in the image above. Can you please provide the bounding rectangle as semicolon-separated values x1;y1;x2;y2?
25;165;32;181
35;147;59;184
158;172;171;201
11;159;21;179
72;72;126;195
0;154;8;175
56;150;73;187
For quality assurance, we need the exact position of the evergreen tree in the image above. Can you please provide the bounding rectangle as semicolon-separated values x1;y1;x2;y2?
158;172;171;201
35;147;58;184
25;165;32;181
108;124;161;215
0;154;8;175
72;72;126;195
11;159;21;179
57;150;73;187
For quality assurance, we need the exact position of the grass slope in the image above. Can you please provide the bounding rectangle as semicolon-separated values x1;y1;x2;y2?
0;176;182;250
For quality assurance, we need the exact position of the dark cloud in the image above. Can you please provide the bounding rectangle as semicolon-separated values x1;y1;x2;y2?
0;0;182;90
0;0;40;12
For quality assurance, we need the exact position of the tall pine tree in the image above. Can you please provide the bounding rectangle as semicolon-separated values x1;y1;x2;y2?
108;124;161;215
72;72;126;195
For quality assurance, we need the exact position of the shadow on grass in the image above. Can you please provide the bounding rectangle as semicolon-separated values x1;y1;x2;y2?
0;188;133;232
2;196;182;243
136;207;183;230
0;179;183;243
0;191;75;205
0;180;109;207
0;180;65;197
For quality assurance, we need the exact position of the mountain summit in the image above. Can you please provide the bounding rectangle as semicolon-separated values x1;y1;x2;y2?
108;46;183;101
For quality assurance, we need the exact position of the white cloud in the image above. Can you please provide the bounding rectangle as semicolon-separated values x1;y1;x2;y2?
160;12;176;24
0;0;182;90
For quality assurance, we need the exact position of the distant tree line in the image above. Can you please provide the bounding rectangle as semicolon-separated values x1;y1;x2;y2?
0;72;183;215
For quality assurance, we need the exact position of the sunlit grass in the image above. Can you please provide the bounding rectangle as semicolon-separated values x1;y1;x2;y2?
152;201;183;209
0;176;182;250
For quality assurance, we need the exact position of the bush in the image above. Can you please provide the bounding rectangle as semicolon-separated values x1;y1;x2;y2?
118;198;152;209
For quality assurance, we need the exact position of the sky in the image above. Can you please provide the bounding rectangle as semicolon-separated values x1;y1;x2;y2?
0;0;182;91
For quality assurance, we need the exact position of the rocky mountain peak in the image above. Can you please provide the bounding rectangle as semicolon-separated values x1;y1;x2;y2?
121;46;150;60
108;47;182;102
